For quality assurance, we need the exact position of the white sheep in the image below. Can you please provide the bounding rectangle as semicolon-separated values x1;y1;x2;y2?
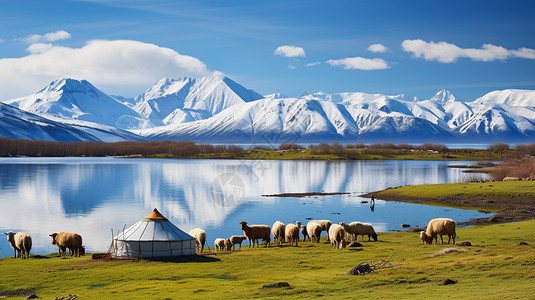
188;228;207;253
214;238;224;252
49;232;83;257
240;221;271;248
307;220;332;241
285;221;301;247
328;224;345;249
339;222;378;242
229;235;247;250
301;225;310;241
306;223;322;243
272;221;286;245
420;218;456;245
4;232;32;259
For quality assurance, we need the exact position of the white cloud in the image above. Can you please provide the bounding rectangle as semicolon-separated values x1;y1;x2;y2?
402;39;535;63
368;43;388;53
0;39;213;100
274;45;306;58
306;62;320;67
326;57;389;70
511;47;535;59
288;65;296;70
26;43;54;54
22;30;72;44
0;39;4;43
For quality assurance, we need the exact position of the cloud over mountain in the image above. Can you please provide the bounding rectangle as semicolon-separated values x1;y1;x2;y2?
0;39;214;100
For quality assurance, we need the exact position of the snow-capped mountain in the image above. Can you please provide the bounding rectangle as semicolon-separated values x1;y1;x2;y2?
143;98;359;142
4;78;152;130
2;76;535;143
131;76;263;126
0;102;140;142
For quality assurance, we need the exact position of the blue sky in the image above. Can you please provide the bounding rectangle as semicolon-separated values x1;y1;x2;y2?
0;0;534;101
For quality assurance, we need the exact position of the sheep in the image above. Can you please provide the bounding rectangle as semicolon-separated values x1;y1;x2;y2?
4;232;32;259
229;235;247;250
420;218;456;245
328;224;346;249
224;238;232;251
49;232;83;257
306;222;322;243
240;221;270;248
301;225;310;242
214;238;226;252
285;221;301;247
272;221;286;245
188;228;207;253
307;220;332;241
339;222;378;242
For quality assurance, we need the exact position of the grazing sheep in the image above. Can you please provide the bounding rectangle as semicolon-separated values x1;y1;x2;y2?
189;228;207;253
328;224;345;249
272;221;286;245
339;222;378;242
307;220;332;241
229;235;247;250
306;222;322;243
420;218;456;245
214;238;226;252
301;225;310;241
502;177;520;181
49;232;83;257
224;238;232;251
4;232;32;259
285;221;301;247
240;221;271;248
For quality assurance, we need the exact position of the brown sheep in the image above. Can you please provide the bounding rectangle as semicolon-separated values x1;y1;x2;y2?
229;235;247;250
49;232;83;257
240;221;270;248
301;225;310;241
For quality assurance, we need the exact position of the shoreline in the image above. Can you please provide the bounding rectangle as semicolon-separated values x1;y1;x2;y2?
361;184;535;226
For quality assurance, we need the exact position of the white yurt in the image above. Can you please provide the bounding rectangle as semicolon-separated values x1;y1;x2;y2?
111;208;196;258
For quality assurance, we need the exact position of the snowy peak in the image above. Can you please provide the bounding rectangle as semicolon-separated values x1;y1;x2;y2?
133;76;263;125
4;78;150;130
474;89;535;107
430;89;457;104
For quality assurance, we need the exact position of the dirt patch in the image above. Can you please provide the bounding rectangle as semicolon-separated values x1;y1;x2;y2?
0;290;35;297
428;247;467;257
361;192;535;226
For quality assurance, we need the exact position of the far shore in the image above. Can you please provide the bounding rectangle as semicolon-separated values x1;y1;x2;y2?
361;181;535;226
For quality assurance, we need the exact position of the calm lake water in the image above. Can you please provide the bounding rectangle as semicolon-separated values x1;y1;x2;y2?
0;157;491;257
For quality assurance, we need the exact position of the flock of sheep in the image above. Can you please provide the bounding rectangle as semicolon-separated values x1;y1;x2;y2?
3;231;84;259
4;218;456;258
189;218;456;253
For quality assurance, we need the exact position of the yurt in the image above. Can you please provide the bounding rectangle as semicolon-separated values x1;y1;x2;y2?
111;208;196;258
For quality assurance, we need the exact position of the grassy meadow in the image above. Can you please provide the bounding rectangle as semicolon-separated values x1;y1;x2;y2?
1;219;534;299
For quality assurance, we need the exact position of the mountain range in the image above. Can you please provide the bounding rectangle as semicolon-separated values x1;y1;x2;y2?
2;76;535;144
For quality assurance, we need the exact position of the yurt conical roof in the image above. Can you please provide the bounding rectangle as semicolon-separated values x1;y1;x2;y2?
111;208;195;258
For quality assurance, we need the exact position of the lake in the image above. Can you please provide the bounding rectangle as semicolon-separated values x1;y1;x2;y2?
0;157;491;257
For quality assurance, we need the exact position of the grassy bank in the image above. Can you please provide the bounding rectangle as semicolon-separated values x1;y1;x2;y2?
1;219;534;299
367;181;535;225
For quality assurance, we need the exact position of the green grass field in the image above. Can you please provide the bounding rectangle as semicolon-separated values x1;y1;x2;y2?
1;219;534;299
375;181;535;202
